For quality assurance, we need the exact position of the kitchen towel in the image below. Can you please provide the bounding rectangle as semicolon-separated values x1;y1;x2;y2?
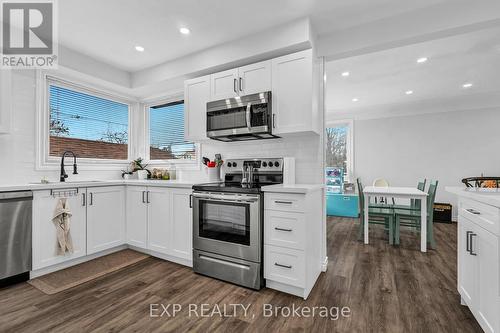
52;198;74;255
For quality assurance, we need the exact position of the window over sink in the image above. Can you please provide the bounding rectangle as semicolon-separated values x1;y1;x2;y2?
48;83;130;160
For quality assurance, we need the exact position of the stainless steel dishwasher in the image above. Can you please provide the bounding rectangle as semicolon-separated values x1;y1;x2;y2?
0;191;32;285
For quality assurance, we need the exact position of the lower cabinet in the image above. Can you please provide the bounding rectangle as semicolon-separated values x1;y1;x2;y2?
126;186;193;263
263;190;324;299
458;208;500;333
32;189;87;270
86;186;126;255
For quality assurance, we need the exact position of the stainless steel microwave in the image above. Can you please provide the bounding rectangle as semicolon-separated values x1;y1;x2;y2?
206;91;278;142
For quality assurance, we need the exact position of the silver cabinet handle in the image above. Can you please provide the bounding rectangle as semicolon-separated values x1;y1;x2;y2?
233;78;237;93
89;192;93;206
275;227;292;232
142;191;146;203
239;77;243;91
272;114;276;129
275;263;292;269
146;191;150;204
275;200;293;205
82;193;86;206
189;194;193;208
470;233;477;256
466;208;481;215
466;231;472;252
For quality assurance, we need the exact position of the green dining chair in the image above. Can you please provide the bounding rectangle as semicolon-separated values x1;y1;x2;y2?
391;180;426;211
357;178;395;245
394;180;438;248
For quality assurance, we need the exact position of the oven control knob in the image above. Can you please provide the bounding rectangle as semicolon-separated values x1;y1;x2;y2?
232;162;237;167
227;162;231;167
268;161;273;167
262;161;267;167
274;161;280;167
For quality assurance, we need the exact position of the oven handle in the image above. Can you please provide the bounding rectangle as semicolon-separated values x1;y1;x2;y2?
246;102;251;130
192;193;259;203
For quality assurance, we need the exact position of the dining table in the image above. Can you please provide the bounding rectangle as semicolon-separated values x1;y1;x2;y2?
363;186;429;252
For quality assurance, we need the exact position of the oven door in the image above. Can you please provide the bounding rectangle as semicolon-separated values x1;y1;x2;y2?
192;192;261;263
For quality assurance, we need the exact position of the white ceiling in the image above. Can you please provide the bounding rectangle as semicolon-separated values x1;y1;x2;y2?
325;26;500;117
58;0;448;72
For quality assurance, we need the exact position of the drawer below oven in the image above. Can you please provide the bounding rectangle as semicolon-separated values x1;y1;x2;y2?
193;249;263;290
264;245;305;288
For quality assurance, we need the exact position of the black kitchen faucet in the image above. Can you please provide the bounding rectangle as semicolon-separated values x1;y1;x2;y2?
60;151;78;182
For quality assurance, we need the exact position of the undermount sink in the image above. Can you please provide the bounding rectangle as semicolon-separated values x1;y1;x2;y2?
29;180;105;185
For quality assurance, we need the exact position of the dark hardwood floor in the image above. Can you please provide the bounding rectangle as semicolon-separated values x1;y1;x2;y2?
0;218;482;333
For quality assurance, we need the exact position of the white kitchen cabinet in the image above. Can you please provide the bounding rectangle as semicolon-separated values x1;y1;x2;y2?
126;186;148;248
184;75;210;142
263;188;324;299
147;187;171;254
271;49;315;135
238;60;271;95
452;192;500;333
87;186;126;255
210;68;239;100
169;188;193;261
32;189;87;269
0;70;12;134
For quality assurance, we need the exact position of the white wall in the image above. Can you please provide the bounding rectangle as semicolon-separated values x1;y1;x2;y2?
353;108;500;219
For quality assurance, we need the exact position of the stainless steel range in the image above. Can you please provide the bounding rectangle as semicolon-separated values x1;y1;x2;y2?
192;158;284;289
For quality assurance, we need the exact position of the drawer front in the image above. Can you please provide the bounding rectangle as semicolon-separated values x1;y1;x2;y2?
459;198;500;236
265;193;305;212
264;245;305;287
264;210;305;250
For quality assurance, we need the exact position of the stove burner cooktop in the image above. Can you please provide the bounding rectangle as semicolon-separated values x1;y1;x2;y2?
192;181;277;194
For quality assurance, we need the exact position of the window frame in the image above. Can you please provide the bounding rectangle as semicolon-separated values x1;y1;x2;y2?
143;94;199;168
325;119;354;182
36;70;136;170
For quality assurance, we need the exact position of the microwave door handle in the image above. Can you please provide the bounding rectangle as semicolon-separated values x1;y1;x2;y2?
246;103;251;130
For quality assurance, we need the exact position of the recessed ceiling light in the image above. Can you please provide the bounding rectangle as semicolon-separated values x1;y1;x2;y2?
135;45;145;52
405;90;414;95
352;98;359;102
462;83;473;88
179;27;191;35
417;57;428;63
341;71;350;77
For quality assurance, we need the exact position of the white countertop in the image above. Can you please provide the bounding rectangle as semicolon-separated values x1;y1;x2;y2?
261;183;324;194
0;179;196;192
446;186;500;208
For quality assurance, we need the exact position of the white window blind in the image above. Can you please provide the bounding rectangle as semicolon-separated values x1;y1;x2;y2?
149;101;196;160
49;83;129;160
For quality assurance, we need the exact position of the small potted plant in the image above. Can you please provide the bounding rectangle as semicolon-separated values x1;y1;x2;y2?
131;157;149;180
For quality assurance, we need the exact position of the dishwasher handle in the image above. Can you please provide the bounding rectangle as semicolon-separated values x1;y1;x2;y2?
0;191;33;200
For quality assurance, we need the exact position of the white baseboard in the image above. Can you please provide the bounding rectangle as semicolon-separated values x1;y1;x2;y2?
321;256;328;272
128;245;192;267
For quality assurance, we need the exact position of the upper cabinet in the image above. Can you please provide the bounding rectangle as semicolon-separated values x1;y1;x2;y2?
210;68;239;100
0;70;12;134
184;49;320;142
271;50;316;135
184;75;210;142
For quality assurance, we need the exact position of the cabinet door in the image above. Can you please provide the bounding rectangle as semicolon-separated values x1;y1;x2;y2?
169;189;193;261
32;189;87;269
184;75;210;142
475;226;500;333
238;60;271;95
147;188;171;254
87;187;125;254
210;68;239;100
0;70;12;134
126;186;148;249
458;216;477;307
271;49;313;135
